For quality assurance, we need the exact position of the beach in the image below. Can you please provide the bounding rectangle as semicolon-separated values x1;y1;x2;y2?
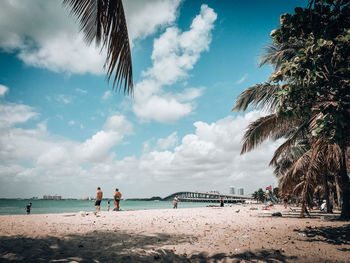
0;204;349;263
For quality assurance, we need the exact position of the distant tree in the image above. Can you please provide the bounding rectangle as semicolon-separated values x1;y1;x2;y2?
252;191;258;202
257;188;266;203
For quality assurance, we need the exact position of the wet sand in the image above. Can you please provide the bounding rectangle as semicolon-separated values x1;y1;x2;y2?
0;204;349;262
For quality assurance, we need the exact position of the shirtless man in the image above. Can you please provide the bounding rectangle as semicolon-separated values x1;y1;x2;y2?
173;196;178;209
113;188;122;211
95;187;103;212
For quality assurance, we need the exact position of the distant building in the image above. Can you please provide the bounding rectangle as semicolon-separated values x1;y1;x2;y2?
237;188;244;195
229;186;236;195
43;195;61;200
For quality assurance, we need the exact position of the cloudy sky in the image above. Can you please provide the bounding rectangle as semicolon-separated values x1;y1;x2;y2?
0;0;307;198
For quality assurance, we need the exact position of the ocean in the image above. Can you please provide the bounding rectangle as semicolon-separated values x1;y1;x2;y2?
0;199;216;215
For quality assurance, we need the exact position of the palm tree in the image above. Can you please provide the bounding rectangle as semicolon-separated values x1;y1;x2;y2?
63;0;133;94
257;188;266;203
233;0;350;218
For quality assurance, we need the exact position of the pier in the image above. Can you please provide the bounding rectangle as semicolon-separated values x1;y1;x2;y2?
163;191;253;203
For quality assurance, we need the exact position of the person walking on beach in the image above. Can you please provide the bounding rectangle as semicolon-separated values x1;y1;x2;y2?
173;196;178;209
95;187;103;212
220;197;224;207
107;200;111;211
113;188;122;211
25;202;32;215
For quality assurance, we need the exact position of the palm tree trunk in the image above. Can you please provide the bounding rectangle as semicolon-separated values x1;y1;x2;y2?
334;173;342;208
340;145;350;219
300;200;309;217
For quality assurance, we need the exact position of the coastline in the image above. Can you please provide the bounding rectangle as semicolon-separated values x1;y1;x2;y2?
0;204;349;262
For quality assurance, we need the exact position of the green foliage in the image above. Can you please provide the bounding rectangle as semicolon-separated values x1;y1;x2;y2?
255;188;265;203
252;189;265;202
269;1;350;143
234;0;350;218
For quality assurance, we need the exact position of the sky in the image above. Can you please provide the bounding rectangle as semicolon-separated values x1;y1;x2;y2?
0;0;308;199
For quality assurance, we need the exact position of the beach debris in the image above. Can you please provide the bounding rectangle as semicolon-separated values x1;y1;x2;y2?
249;208;258;210
272;212;282;217
235;209;240;213
241;234;249;238
298;232;306;237
79;211;86;217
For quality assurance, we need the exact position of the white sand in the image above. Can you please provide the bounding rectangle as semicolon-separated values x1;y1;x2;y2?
0;204;349;262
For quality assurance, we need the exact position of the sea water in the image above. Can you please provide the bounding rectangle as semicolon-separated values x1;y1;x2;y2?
0;199;216;215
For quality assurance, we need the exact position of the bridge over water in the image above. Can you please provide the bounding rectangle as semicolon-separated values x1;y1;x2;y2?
163;191;253;203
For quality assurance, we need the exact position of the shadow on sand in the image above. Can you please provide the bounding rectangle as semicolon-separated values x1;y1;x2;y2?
258;207;341;220
294;224;350;246
0;230;299;263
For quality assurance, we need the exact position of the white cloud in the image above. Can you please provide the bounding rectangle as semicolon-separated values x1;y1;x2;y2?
157;132;178;150
0;85;9;97
56;94;72;104
0;98;279;198
235;73;248;85
135;111;280;194
124;0;182;47
0;0;181;76
144;5;217;85
68;120;75;126
132;5;217;123
133;92;192;123
75;88;87;94
0;103;38;129
102;90;112;100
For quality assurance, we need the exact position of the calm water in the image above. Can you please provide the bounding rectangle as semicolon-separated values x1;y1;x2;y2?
0;199;216;215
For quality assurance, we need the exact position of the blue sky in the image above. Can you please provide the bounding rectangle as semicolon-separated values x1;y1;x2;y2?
0;0;308;198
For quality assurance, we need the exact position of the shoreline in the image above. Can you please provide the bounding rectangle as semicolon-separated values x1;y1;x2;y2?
0;204;349;262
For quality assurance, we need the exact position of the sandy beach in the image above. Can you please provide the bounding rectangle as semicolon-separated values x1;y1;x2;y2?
0;204;349;263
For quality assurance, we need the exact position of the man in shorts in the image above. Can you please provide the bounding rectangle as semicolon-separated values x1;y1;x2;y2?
173;196;178;209
95;187;103;212
113;188;122;211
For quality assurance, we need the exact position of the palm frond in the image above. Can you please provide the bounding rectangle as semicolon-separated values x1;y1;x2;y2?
233;83;280;112
63;0;133;94
240;114;295;154
260;41;304;69
269;121;308;165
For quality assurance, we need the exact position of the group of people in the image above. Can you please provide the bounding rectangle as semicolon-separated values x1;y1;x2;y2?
95;187;122;212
